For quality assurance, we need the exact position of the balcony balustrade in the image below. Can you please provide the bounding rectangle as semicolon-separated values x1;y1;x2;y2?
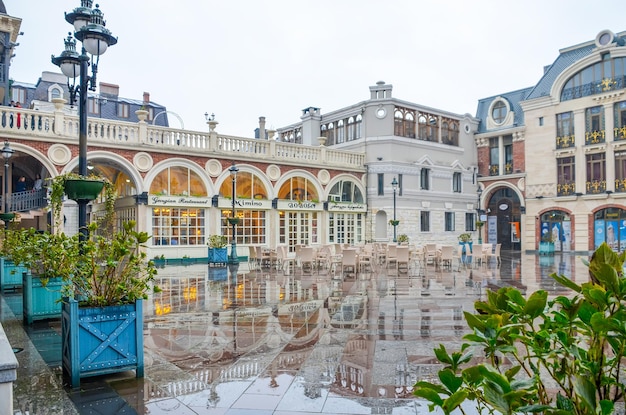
556;135;575;149
489;164;499;176
0;106;366;171
585;130;605;145
557;182;576;196
586;180;606;194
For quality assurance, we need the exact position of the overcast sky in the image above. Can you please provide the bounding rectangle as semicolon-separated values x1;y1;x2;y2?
6;1;626;137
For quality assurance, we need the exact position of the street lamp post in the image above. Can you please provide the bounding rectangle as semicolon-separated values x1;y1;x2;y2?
1;141;14;229
229;163;239;264
391;177;398;243
52;1;117;240
477;186;483;244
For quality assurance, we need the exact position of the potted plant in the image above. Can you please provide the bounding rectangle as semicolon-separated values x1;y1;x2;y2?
48;172;116;227
458;233;473;255
539;230;555;255
208;234;228;264
397;234;409;244
6;174;159;387
389;219;400;226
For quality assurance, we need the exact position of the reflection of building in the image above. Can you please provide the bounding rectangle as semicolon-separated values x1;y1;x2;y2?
477;29;626;254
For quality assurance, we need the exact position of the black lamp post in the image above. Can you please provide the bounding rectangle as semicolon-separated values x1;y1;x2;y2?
477;186;483;244
391;177;398;243
1;141;14;229
52;1;117;240
229;163;239;264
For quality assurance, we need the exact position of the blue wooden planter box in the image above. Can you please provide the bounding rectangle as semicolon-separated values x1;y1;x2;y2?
23;271;65;324
208;248;228;264
62;298;144;388
539;241;555;255
1;257;27;292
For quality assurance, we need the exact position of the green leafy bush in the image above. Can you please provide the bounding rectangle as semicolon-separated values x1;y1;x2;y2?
414;243;626;415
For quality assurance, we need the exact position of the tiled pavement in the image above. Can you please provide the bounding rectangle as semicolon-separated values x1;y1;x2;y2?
2;250;591;414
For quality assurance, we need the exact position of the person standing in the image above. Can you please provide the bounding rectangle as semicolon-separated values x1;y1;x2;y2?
15;176;27;192
33;174;43;191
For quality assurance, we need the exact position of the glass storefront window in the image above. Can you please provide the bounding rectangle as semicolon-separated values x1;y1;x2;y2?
221;209;266;245
152;208;205;246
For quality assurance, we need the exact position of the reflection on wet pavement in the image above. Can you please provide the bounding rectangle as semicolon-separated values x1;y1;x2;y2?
4;250;591;414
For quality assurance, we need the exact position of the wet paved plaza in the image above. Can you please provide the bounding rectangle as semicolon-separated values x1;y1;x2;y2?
2;249;592;414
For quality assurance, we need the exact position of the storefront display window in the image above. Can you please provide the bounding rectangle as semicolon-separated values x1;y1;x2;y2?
152;208;205;246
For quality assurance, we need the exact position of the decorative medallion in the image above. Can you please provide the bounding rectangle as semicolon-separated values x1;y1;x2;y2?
133;152;153;172
267;164;281;181
318;169;330;185
48;144;72;166
206;159;222;177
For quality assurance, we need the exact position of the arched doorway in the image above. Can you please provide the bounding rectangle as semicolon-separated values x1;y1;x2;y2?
594;207;626;251
485;187;522;250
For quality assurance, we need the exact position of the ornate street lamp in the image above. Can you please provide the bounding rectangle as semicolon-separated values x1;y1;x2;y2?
391;177;398;243
52;1;117;240
1;141;14;228
228;163;240;264
477;186;483;244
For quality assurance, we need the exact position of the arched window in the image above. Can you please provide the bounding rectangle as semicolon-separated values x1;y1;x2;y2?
337;119;345;143
355;114;362;139
492;101;507;124
347;116;355;141
278;177;318;202
561;56;626;101
219;171;268;200
150;167;207;196
394;110;404;136
328;180;364;203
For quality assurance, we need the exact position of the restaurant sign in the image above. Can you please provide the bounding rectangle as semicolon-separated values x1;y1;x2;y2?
148;195;212;207
276;200;323;211
327;202;367;212
216;197;272;209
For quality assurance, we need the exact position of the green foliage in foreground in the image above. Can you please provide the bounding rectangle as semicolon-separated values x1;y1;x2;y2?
414;243;626;415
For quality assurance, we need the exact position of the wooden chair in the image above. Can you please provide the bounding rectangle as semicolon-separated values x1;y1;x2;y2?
341;248;358;278
486;243;502;267
438;245;455;270
395;246;410;272
277;245;295;273
471;244;485;267
386;244;398;269
299;246;316;272
424;243;437;266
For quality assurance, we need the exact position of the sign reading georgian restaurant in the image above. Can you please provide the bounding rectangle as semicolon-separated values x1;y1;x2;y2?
148;195;212;207
276;200;323;211
327;201;367;212
216;197;272;210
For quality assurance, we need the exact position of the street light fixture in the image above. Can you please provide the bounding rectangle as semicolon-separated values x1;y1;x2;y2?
391;177;398;243
1;141;14;228
52;0;117;240
228;163;240;264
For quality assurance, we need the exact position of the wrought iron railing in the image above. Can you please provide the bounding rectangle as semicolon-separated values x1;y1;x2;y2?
557;182;576;196
561;76;626;101
0;189;47;213
556;135;575;149
586;180;606;194
585;130;605;145
615;126;626;141
489;164;499;176
615;178;626;192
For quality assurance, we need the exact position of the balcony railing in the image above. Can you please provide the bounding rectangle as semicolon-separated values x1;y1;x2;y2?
556;135;575;149
504;163;513;175
585;130;605;145
586;180;606;194
557;182;576;196
489;164;499;176
0;189;47;213
615;126;626;141
0;106;366;171
615;178;626;193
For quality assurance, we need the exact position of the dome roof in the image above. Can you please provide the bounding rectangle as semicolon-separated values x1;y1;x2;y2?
0;2;6;14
